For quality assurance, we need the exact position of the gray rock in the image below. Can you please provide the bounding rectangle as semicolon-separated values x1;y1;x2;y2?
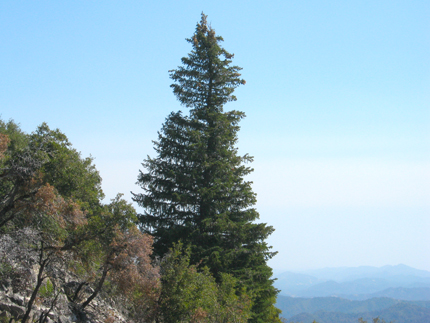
0;302;25;318
9;294;24;306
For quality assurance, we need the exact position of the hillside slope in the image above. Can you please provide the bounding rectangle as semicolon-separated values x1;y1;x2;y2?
277;296;430;323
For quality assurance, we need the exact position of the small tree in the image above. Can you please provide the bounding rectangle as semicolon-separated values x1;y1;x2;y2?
107;226;160;322
17;185;87;323
156;243;251;323
72;194;159;317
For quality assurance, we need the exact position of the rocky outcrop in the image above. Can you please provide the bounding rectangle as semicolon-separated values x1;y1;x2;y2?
0;277;128;323
0;231;130;323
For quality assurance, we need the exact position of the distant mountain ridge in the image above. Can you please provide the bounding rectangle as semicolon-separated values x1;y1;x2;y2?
275;265;430;322
340;287;430;301
287;303;430;323
277;296;430;323
274;265;430;300
300;264;430;282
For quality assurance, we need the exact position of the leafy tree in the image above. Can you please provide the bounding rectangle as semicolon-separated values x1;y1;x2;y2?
30;123;104;212
107;224;160;322
0;120;45;229
0;121;103;230
133;13;281;322
75;194;156;311
214;272;252;323
17;185;87;323
0;119;28;156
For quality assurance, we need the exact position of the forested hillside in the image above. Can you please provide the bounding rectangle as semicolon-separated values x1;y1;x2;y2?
286;303;430;323
275;266;430;322
277;295;430;323
274;265;430;300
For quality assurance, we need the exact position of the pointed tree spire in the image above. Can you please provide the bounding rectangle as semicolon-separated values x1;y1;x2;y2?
169;13;245;114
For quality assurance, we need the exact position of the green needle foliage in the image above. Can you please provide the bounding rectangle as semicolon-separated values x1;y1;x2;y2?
133;13;281;322
157;243;251;323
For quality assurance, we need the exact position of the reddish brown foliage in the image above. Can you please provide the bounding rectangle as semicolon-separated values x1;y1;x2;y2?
0;133;10;158
108;226;160;320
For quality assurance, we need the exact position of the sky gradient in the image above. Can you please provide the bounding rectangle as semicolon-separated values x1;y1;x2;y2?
1;1;429;271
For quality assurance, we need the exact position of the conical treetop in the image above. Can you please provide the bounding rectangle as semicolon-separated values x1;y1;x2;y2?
169;13;245;113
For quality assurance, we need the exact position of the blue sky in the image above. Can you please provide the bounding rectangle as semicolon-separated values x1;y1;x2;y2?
1;1;429;271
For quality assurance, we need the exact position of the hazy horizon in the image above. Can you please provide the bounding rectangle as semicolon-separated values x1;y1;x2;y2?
273;263;430;275
2;1;429;271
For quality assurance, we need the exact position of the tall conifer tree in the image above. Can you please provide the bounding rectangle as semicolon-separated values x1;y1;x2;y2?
133;14;281;322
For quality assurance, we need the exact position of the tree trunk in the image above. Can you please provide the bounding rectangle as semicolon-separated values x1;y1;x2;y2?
81;264;109;309
21;248;49;323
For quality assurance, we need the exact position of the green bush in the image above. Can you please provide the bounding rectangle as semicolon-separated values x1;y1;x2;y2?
39;278;54;298
0;259;13;278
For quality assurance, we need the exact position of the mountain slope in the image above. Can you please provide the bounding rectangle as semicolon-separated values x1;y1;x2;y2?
278;296;430;323
275;265;430;299
277;296;402;318
286;303;430;323
341;287;430;301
